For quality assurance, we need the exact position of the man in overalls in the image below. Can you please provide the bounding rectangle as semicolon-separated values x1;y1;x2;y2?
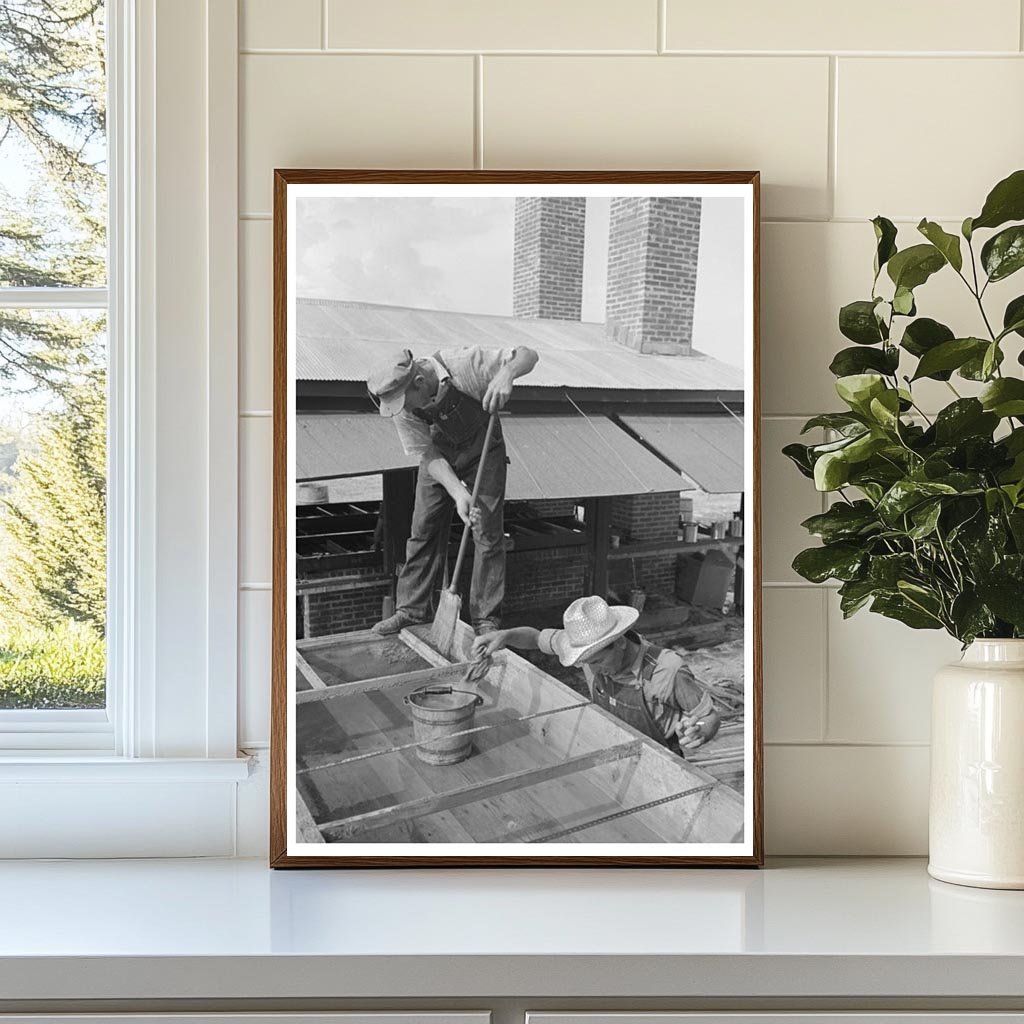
366;345;539;635
471;595;721;752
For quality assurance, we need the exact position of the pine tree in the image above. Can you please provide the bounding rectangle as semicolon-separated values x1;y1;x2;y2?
0;373;105;631
0;0;106;394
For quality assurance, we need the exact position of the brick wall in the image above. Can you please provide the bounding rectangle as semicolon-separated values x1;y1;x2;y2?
299;565;392;636
610;491;680;596
512;196;586;320
606;196;702;356
504;547;589;614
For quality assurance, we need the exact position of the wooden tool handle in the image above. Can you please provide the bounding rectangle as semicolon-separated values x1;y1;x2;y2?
448;412;498;592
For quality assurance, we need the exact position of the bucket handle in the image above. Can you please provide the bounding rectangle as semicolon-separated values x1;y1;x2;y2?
404;685;484;707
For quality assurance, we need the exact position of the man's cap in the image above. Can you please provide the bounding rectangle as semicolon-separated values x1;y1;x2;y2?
366;348;416;417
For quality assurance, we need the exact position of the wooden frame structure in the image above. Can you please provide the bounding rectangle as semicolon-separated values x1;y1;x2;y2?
293;624;744;847
271;170;763;867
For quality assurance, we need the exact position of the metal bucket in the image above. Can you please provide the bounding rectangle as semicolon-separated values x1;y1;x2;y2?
404;685;484;766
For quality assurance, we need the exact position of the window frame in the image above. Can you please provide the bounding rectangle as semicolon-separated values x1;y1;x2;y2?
0;3;120;751
0;0;242;769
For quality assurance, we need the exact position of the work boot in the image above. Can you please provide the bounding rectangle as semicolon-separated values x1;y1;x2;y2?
372;610;426;635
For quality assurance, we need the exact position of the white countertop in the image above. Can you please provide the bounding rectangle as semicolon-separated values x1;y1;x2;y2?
2;857;1024;1001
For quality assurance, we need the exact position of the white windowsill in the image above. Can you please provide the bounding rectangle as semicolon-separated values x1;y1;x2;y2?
0;754;252;781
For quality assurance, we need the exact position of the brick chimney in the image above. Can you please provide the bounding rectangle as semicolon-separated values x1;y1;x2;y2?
605;196;702;355
512;197;586;320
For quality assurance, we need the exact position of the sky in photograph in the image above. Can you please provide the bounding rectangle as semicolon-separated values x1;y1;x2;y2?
295;196;746;368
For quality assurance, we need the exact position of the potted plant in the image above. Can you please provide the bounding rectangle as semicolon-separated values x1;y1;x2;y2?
785;169;1024;889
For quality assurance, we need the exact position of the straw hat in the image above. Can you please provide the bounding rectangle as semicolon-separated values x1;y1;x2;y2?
549;595;639;668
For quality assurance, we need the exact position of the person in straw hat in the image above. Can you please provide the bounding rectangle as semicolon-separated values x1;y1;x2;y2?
366;344;538;636
471;595;720;752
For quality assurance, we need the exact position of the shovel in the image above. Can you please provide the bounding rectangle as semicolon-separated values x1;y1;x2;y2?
430;411;499;660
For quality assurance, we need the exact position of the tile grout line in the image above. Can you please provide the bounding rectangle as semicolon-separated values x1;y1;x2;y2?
321;0;328;50
657;0;666;54
237;47;1024;57
766;740;931;748
820;587;830;743
474;54;484;169
827;55;838;220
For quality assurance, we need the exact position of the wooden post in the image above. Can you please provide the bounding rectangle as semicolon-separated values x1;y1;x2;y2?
382;467;416;576
589;496;612;599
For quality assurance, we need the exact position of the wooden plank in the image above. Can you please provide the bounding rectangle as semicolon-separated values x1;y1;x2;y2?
295;787;325;843
320;739;643;840
295;662;475;705
297;627;380;651
400;624;454;667
295;650;326;690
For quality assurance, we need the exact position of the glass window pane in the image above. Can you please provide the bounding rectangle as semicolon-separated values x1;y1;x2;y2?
0;309;106;709
0;1;107;289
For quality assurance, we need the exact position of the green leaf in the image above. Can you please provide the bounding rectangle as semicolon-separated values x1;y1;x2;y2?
871;594;943;630
877;479;958;524
800;501;879;543
908;500;942;539
792;543;866;584
980;378;1024;418
892;286;916;316
835;373;886;413
800;412;865;434
911;337;987;381
962;216;974;241
838;579;877;618
868;389;901;430
782;442;815;479
933;399;998;445
868;552;915;587
976;569;1024;629
981;225;1024;282
960;344;1004;381
887;243;946;291
900;318;955;367
917;219;963;272
982;341;1000;381
814;450;850;491
872;216;898;278
828;345;899;378
971;169;1024;232
949;593;995;645
1003;295;1024;340
839;299;887;345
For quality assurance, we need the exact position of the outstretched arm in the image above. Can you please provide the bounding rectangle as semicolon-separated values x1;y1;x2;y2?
471;626;542;660
482;346;539;413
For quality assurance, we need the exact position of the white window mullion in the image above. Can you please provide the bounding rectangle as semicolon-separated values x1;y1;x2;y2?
0;287;108;310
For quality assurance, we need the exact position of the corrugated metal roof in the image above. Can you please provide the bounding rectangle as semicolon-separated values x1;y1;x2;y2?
503;415;684;500
297;412;415;480
618;413;744;494
295;298;744;393
297;412;684;499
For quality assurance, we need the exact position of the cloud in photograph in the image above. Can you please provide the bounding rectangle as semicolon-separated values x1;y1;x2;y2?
295;197;515;315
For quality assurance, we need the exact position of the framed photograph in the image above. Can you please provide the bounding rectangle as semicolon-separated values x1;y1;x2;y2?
271;170;762;867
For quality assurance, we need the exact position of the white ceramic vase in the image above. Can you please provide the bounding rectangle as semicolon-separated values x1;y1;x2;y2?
929;639;1024;889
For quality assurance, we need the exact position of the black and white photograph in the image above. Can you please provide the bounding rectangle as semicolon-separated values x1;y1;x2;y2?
272;172;761;866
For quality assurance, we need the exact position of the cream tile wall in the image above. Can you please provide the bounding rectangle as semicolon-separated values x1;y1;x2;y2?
236;0;1024;854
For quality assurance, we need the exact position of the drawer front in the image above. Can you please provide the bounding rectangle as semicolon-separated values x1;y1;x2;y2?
528;1017;1024;1024
0;1016;490;1024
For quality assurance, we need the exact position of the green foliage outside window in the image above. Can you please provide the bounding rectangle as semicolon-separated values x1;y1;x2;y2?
0;1;107;708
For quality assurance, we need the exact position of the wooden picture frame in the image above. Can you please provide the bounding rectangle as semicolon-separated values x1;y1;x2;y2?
271;170;762;867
